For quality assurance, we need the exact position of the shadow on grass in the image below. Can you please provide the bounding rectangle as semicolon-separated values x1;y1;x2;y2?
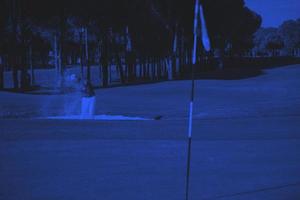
1;61;299;95
0;86;66;95
194;67;264;80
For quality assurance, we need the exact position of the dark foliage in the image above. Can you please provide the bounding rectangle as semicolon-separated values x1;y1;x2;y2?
0;0;262;89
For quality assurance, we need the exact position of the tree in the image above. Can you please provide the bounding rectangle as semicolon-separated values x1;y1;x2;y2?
266;41;284;56
0;0;262;89
0;0;6;89
155;0;262;70
278;19;300;55
254;28;284;56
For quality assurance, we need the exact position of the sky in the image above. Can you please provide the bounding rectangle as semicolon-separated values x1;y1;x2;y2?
245;0;300;27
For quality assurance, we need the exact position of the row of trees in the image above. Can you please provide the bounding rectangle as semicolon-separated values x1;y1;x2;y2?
254;18;300;57
0;0;262;90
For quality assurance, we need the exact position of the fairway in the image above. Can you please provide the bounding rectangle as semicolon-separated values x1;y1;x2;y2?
1;65;300;199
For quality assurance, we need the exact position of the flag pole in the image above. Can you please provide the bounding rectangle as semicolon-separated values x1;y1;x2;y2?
185;0;199;200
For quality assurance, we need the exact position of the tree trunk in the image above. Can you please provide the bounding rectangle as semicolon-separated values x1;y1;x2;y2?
126;51;135;83
144;58;148;80
59;12;66;89
166;57;172;80
157;58;161;79
79;30;84;79
101;32;109;88
54;35;59;83
142;57;147;80
139;59;143;80
102;63;108;87
58;44;63;85
20;43;29;91
115;53;125;84
171;29;178;80
29;44;34;86
12;54;19;90
154;58;158;80
143;57;147;80
178;33;184;77
0;56;3;89
85;28;91;82
215;48;224;70
171;53;176;79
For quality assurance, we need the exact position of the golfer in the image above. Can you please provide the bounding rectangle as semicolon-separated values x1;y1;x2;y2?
81;80;96;118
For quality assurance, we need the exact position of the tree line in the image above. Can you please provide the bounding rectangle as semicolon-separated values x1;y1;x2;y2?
0;0;262;90
253;18;300;57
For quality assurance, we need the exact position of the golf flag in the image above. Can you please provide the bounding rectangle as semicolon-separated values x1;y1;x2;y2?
199;3;211;51
192;0;200;64
192;1;211;64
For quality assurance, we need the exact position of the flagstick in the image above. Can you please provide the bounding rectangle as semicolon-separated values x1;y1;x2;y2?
185;53;196;200
185;1;199;200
